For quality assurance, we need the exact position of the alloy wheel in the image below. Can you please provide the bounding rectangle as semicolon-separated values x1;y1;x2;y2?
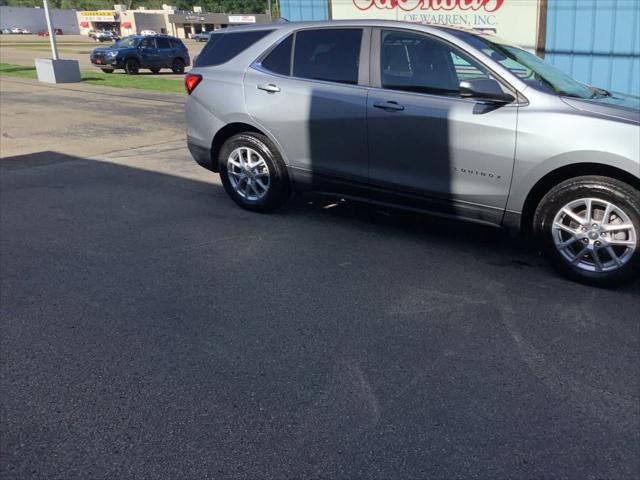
227;147;270;201
552;197;637;273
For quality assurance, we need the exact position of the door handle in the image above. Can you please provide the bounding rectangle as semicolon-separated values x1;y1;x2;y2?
373;101;404;112
257;83;281;93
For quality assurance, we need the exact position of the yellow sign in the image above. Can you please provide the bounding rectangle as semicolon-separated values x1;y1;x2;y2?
80;11;114;17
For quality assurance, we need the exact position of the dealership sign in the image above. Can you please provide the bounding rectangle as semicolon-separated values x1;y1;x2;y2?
331;0;541;51
228;15;256;23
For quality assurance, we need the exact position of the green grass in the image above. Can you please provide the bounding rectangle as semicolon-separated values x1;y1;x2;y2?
0;64;37;78
0;63;184;94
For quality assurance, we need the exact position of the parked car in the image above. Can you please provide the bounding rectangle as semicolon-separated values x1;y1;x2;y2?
140;30;157;36
37;28;63;36
10;27;31;34
185;22;640;286
92;30;117;42
90;34;190;74
1;28;11;34
193;31;212;42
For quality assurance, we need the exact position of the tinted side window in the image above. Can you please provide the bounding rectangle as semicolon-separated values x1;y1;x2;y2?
450;52;489;81
169;38;184;49
261;34;293;76
140;37;156;49
156;37;171;49
380;30;490;96
197;30;273;67
293;29;362;85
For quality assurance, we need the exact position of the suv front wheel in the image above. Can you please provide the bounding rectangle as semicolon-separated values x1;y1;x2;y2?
124;57;139;74
534;175;640;287
218;133;291;213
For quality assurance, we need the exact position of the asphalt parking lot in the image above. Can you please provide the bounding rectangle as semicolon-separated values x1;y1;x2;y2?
1;77;639;479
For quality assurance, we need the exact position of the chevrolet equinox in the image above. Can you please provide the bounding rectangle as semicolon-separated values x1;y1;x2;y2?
185;21;640;287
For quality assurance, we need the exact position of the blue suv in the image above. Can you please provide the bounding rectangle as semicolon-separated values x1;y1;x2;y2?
90;34;190;74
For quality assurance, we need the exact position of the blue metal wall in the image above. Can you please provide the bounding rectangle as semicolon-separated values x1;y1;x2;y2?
277;0;639;96
545;0;640;96
279;0;329;22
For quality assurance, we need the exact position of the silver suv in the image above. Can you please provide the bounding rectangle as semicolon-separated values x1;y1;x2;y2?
185;21;640;286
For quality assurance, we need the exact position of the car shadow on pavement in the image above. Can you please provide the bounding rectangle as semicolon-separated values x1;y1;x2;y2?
1;150;638;293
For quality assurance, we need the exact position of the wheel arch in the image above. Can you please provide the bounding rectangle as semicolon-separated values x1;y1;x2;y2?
520;162;640;234
210;122;265;173
123;55;140;66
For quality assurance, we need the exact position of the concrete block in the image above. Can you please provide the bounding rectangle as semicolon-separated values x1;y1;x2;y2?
35;58;81;84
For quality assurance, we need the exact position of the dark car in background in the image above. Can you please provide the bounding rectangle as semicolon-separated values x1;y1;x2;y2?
90;34;189;74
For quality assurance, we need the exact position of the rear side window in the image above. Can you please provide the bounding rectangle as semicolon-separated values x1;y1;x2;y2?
156;37;171;49
169;38;184;49
261;34;293;76
293;29;362;85
196;30;273;67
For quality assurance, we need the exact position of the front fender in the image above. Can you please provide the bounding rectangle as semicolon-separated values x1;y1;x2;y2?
507;151;639;214
507;101;639;213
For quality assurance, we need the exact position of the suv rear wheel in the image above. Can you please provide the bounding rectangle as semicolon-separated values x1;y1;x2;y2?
124;58;139;75
534;175;640;287
218;133;291;213
171;58;185;74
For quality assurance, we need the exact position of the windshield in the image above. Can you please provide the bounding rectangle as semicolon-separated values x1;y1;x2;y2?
447;29;604;99
113;37;140;49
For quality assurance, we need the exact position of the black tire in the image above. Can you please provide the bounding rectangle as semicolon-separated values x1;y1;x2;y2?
533;175;640;287
101;68;114;74
218;133;291;213
124;57;139;75
149;67;161;74
171;58;185;74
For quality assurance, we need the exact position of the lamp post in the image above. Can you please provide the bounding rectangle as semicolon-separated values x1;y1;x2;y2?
34;0;80;83
42;0;59;60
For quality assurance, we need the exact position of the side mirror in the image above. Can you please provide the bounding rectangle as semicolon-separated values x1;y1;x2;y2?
459;79;515;104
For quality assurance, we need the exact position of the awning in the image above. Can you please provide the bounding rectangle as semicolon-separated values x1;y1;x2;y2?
122;22;131;28
80;21;89;27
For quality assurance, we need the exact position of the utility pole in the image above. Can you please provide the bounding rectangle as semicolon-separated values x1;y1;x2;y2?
42;0;59;60
35;0;80;83
268;0;272;21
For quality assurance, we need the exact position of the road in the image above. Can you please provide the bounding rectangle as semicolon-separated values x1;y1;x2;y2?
1;77;639;479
